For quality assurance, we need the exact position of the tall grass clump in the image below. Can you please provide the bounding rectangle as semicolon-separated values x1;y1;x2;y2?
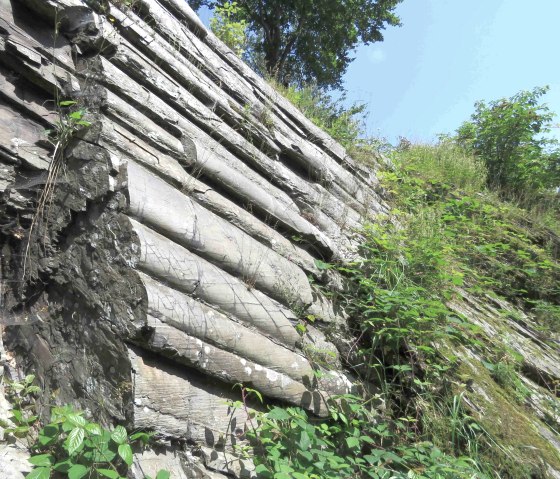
394;141;487;193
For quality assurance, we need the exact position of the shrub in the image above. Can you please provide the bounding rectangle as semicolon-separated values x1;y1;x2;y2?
455;86;560;200
210;1;248;56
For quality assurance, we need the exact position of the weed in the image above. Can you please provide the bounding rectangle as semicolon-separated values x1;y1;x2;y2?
247;394;486;479
1;374;41;439
1;375;169;479
22;101;91;280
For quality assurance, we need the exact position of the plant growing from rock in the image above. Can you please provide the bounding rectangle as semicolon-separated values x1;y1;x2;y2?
25;405;170;479
22;101;92;280
2;375;169;479
2;374;41;439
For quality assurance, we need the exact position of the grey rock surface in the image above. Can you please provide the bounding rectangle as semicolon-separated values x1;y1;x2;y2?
0;0;558;476
0;0;375;473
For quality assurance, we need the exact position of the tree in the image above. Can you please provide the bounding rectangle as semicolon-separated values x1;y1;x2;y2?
191;0;402;89
455;86;560;198
209;2;248;56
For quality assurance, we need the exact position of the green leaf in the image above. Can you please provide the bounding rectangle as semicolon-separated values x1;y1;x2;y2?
67;427;85;455
482;361;495;371
12;425;30;436
155;471;171;479
53;459;73;472
266;408;291;421
11;409;23;423
25;467;51;479
118;443;133;466
346;436;360;449
28;454;55;467
97;469;120;479
67;413;87;428
111;425;128;445
38;432;57;446
314;259;332;270
68;464;89;479
86;422;103;435
298;431;311;451
59;100;77;107
129;431;151;443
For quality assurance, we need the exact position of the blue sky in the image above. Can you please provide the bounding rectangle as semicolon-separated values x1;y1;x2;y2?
342;0;560;143
196;1;560;144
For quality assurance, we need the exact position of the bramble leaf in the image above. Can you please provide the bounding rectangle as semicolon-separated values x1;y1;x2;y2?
28;454;55;467
24;467;51;479
67;427;85;455
111;425;128;445
67;464;88;479
118;443;133;466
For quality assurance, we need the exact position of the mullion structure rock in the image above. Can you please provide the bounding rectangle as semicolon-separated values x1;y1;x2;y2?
0;0;382;477
1;1;560;478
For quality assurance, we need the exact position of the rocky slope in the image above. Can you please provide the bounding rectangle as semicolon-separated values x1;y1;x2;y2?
0;0;558;477
0;0;385;476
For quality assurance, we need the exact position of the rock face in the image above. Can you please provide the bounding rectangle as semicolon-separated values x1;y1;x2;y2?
0;0;559;477
0;0;385;476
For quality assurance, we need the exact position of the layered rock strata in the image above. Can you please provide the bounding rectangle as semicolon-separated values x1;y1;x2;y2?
0;0;384;476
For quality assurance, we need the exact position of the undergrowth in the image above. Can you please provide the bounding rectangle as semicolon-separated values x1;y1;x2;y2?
242;140;560;478
1;375;169;479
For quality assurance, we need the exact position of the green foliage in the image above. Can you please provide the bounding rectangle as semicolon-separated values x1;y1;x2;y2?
529;299;560;333
248;396;485;479
482;358;530;403
48;101;91;149
242;141;520;478
209;2;248;56
2;375;168;479
274;82;366;148
245;140;558;479
387;143;560;332
25;404;170;479
337;220;466;365
395;141;487;193
191;0;402;89
2;375;41;438
455;86;560;199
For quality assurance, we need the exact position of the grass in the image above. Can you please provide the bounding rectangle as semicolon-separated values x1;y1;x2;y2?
233;131;560;477
393;141;487;193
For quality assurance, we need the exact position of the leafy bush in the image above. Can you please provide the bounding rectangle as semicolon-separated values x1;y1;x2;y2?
455;86;560;200
26;405;158;479
1;375;168;479
209;1;248;56
248;396;485;479
273;82;366;149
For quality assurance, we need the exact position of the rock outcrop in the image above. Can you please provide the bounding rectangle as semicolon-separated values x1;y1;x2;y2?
0;0;385;476
1;0;559;477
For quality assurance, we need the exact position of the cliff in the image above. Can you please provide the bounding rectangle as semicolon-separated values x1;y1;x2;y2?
0;0;385;476
0;0;558;478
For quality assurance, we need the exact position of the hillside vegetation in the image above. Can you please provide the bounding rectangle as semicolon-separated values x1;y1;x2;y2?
234;83;560;478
